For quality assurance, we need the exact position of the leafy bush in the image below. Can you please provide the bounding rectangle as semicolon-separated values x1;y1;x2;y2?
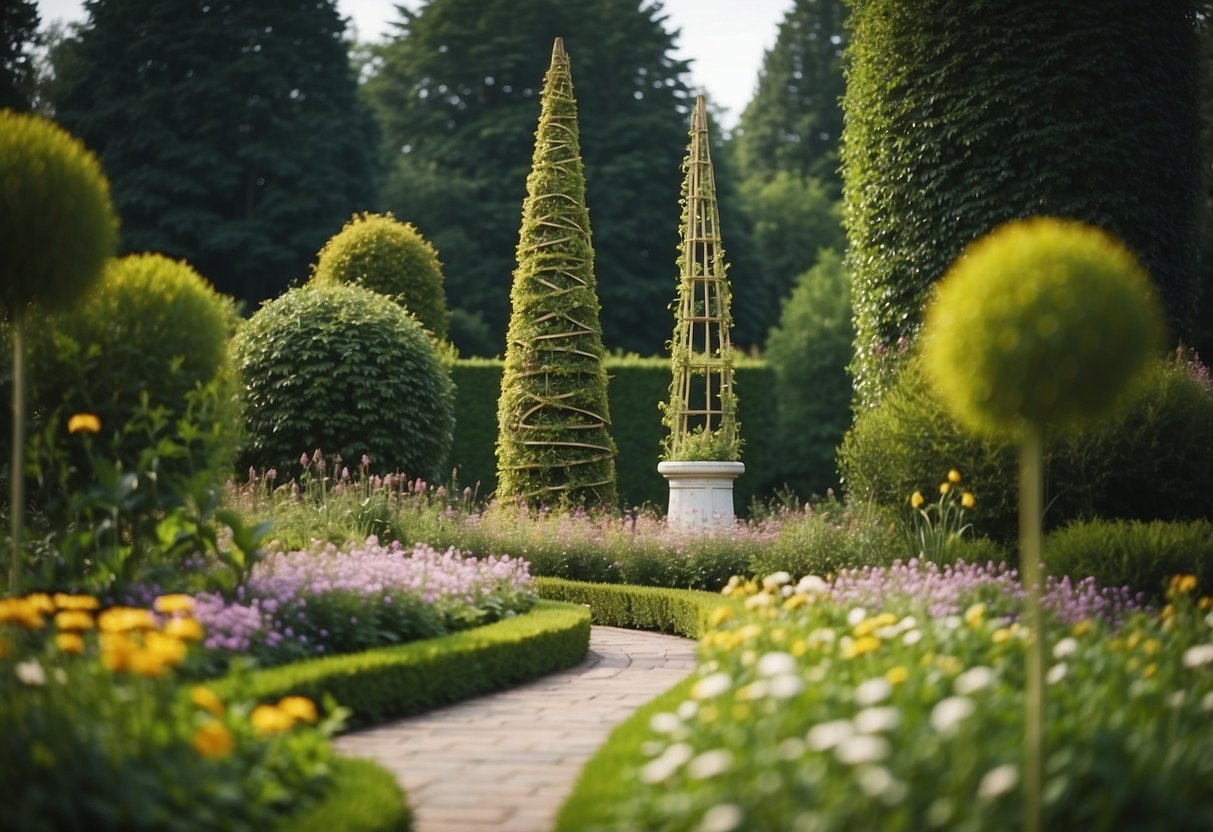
1045;519;1213;602
312;211;449;341
22;254;242;590
535;577;725;638
762;249;852;498
840;351;1213;541
284;757;411;832
233;282;455;482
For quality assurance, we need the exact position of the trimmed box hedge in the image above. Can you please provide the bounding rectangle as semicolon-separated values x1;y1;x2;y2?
279;757;412;832
536;576;726;639
450;357;780;512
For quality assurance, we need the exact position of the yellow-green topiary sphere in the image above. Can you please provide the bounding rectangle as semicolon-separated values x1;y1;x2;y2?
0;110;118;314
922;217;1165;437
312;212;449;340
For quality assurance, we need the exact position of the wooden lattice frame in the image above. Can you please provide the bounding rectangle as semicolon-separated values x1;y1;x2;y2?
662;95;740;461
495;38;618;507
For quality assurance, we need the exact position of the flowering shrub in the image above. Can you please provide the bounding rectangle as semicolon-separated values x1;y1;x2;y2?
188;537;537;669
0;592;344;830
591;571;1213;831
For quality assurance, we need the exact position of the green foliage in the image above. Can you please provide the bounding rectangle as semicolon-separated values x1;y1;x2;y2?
0;110;117;314
924;218;1165;437
1044;519;1213;603
762;249;852;498
234;282;455;482
535;577;728;638
844;0;1204;406
312;212;449;341
49;0;377;306
735;0;848;190
212;601;591;728
365;0;693;355
496;40;618;508
282;757;412;832
840;351;1213;542
0;1;41;112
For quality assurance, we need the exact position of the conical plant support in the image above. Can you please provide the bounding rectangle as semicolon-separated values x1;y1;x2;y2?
495;38;618;510
659;95;742;529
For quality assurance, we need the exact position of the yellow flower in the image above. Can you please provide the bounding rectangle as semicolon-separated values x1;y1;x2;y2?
939;482;952;495
885;665;909;686
961;492;976;509
190;686;226;717
53;593;99;611
162;617;205;642
948;469;962;484
251;704;295;736
143;632;187;669
128;649;169;679
67;412;101;434
709;606;733;627
98;606;156;633
782;593;808;611
99;632;137;672
0;598;46;630
191;721;234;760
963;603;987;628
153;594;196;616
24;593;55;614
1143;663;1157;679
841;635;881;659
54;610;94;631
1169;574;1198;596
278;696;318;725
1072;619;1094;636
56;632;85;654
910;491;925;509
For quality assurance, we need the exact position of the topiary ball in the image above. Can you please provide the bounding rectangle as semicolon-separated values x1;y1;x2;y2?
0;110;118;314
234;281;455;480
923;217;1165;437
312;212;449;341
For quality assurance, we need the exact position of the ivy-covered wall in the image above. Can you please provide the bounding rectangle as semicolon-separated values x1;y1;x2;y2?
451;357;780;513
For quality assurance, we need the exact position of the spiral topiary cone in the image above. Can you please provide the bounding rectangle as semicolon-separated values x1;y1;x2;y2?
495;38;618;510
922;216;1164;832
1;111;118;591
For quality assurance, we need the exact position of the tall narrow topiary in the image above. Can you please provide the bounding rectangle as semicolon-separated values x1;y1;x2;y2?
0;111;118;591
661;95;740;463
495;38;617;509
922;217;1164;832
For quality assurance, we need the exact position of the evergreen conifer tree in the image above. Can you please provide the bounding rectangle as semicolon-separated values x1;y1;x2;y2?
495;39;617;509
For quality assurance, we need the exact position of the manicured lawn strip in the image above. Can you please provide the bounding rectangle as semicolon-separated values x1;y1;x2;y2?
212;601;591;727
553;675;695;832
278;757;412;832
535;576;727;638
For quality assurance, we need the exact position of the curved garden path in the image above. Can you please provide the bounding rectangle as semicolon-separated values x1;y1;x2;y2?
333;626;697;832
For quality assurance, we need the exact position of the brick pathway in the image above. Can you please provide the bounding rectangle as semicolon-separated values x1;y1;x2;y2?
333;626;697;832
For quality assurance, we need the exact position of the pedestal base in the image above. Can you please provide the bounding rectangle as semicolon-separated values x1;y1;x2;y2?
658;460;745;531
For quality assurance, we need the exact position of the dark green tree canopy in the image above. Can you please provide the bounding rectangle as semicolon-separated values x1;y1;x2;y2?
0;0;39;111
844;0;1204;407
50;0;378;306
734;0;848;190
496;38;618;509
366;0;693;355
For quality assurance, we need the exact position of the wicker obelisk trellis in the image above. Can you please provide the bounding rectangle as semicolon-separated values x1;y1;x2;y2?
495;38;618;509
659;95;742;529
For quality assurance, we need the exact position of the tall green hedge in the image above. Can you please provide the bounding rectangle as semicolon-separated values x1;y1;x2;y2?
843;0;1203;406
455;357;778;513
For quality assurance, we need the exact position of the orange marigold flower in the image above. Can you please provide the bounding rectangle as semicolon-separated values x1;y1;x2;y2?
162;617;204;642
251;704;295;736
153;594;195;616
190;686;226;717
56;632;85;655
191;721;234;760
277;696;318;725
54;610;94;631
67;412;101;434
54;593;100;611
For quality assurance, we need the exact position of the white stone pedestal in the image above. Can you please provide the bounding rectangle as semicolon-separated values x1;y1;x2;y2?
658;460;745;531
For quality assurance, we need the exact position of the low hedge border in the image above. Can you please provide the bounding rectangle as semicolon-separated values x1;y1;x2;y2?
278;757;412;832
535;576;727;639
212;600;591;727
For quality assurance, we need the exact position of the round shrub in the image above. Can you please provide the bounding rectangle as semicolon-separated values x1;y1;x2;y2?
924;218;1165;437
25;253;241;520
839;350;1213;542
234;281;455;481
312;212;450;341
0;110;118;314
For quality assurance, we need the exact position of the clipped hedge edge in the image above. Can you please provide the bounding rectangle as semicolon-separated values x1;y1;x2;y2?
536;576;726;639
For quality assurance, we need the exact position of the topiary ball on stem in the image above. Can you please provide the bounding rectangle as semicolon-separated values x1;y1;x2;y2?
923;217;1165;437
233;281;455;481
0;110;118;314
312;212;449;341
